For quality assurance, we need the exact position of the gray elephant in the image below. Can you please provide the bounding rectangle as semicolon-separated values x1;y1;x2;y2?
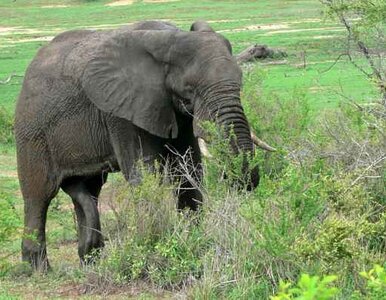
15;20;273;271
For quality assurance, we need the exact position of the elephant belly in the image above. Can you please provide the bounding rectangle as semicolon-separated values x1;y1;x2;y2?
47;109;118;177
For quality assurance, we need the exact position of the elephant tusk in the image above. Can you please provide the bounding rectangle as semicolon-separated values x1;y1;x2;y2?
198;138;213;158
251;132;277;152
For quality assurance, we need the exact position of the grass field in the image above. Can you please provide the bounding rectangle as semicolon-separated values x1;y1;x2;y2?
0;0;384;299
0;0;378;113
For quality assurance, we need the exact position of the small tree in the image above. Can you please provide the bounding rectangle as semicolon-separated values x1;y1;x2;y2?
318;1;385;217
321;0;386;105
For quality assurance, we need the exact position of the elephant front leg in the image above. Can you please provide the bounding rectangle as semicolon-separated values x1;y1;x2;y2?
61;179;104;264
107;118;165;185
176;174;203;211
168;131;203;211
175;151;203;211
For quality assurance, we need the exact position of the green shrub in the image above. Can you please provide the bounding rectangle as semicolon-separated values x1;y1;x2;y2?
0;193;21;245
0;107;13;145
271;265;386;300
357;264;386;300
293;174;385;272
271;274;338;300
90;169;206;289
0;192;22;277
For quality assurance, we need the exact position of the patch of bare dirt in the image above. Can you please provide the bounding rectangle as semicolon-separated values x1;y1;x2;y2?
219;24;289;33
218;18;324;33
312;35;336;39
244;24;289;31
289;18;322;24
0;28;57;36
207;18;251;23
9;36;55;43
106;0;179;6
264;27;345;35
216;18;343;36
106;0;134;6
55;283;85;298
41;5;69;8
0;26;21;34
144;0;179;2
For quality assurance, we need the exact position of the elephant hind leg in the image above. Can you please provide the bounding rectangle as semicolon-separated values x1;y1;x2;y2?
61;174;105;264
18;156;59;272
22;191;57;272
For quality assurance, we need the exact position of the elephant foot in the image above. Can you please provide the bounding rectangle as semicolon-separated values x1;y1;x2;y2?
22;241;51;273
177;188;202;211
78;233;105;266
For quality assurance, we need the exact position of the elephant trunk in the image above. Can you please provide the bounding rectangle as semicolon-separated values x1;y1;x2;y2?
216;106;254;154
196;81;254;153
195;81;259;189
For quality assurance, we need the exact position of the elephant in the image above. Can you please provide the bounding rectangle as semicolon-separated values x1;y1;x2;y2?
14;20;274;271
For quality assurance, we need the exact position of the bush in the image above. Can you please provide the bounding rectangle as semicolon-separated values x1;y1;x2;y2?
90;159;384;297
272;265;386;300
0;107;13;145
271;274;338;300
0;192;22;277
86;169;206;291
0;193;21;245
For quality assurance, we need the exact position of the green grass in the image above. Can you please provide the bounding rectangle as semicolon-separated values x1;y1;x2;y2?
0;0;384;298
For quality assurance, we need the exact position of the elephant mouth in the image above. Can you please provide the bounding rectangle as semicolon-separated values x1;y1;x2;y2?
172;94;194;116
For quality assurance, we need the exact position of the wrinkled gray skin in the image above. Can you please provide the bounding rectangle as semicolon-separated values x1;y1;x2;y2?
15;20;259;271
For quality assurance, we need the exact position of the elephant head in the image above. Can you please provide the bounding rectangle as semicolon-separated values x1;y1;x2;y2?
82;21;267;190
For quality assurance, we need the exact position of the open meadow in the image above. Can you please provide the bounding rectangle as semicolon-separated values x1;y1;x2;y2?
0;0;385;299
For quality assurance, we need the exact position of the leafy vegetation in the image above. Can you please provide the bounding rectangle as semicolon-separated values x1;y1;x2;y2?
0;106;14;145
272;274;339;300
272;265;386;300
0;0;385;298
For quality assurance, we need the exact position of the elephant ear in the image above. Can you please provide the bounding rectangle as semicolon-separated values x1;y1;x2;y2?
82;30;178;139
190;21;232;54
190;21;215;32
